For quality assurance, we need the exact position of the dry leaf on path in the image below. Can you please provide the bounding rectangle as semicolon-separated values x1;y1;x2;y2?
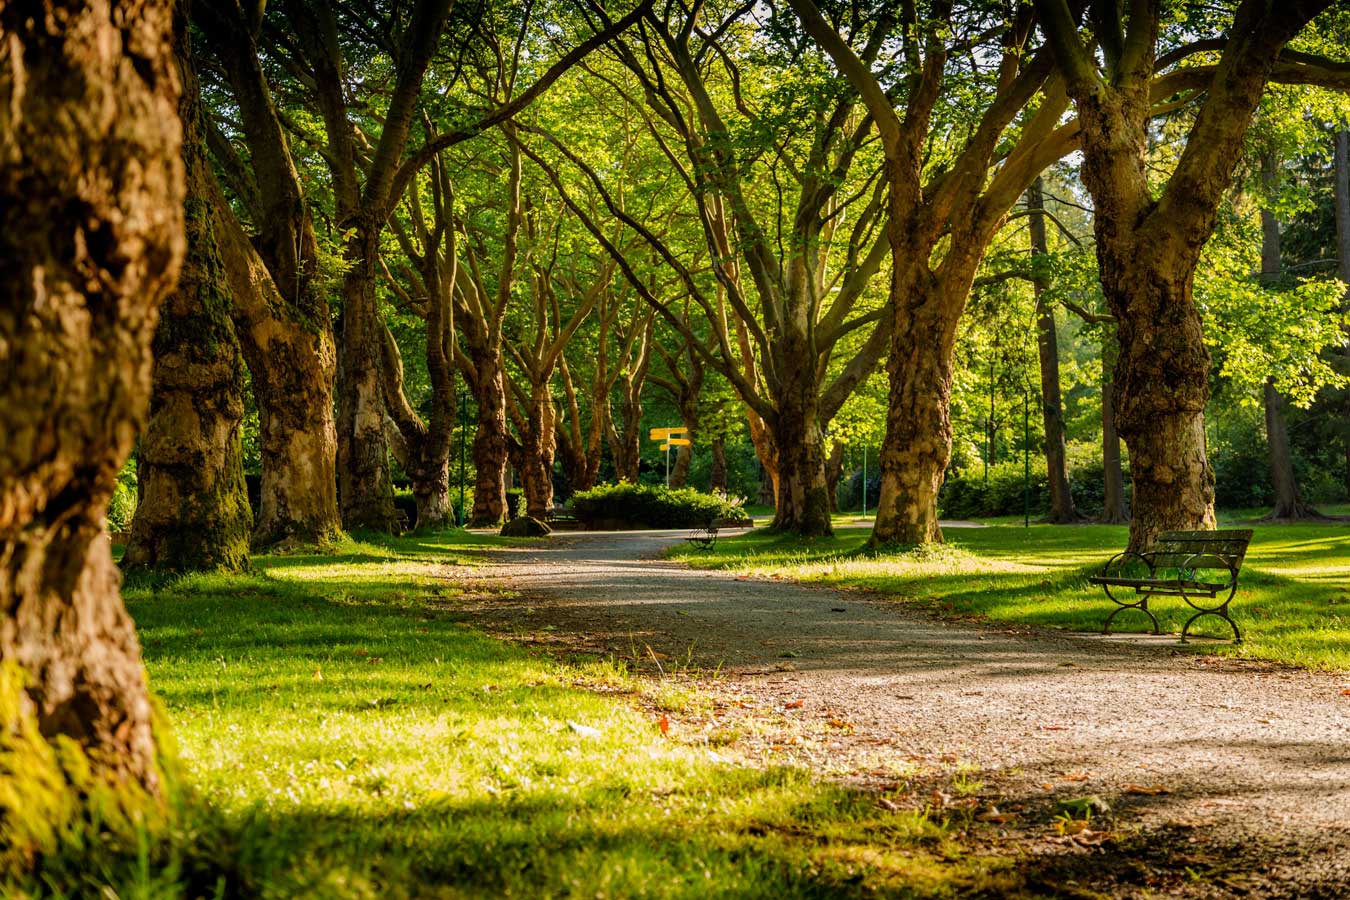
1123;783;1171;795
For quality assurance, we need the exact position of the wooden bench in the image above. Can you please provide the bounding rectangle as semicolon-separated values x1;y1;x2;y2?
1089;529;1253;643
685;519;718;550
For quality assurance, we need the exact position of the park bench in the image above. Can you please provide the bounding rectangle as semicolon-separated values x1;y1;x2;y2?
686;519;719;550
1089;529;1253;643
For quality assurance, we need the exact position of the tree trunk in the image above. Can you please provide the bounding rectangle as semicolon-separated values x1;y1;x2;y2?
710;436;728;493
1335;131;1350;287
0;0;183;797
213;193;342;548
126;30;251;573
1028;177;1078;523
520;387;557;519
1100;334;1130;524
194;2;342;550
825;441;844;513
470;363;509;526
336;233;398;532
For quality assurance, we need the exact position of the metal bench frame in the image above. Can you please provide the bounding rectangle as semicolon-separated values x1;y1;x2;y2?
1089;529;1253;643
685;520;719;550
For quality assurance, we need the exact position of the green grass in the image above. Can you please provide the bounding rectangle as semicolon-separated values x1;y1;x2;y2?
670;520;1350;671
17;530;1018;898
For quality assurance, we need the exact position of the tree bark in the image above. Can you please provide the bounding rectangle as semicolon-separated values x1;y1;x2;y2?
518;387;557;519
194;2;342;549
468;356;509;526
825;441;845;513
1035;0;1329;548
126;14;251;573
710;436;728;493
0;0;183;796
1028;177;1078;523
1100;333;1131;524
767;360;833;536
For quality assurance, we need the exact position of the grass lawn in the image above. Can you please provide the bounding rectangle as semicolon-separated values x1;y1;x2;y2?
669;519;1350;671
19;531;1018;899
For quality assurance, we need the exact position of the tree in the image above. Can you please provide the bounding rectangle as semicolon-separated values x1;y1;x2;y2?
194;1;344;549
1034;0;1347;547
125;9;252;572
1;0;183;797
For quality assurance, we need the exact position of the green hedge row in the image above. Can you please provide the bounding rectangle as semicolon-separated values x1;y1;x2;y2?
569;483;751;529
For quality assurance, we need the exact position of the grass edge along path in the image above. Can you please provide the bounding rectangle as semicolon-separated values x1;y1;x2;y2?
668;521;1350;672
11;530;1024;900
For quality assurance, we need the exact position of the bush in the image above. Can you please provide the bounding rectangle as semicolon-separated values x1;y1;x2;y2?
939;441;1128;519
569;483;751;529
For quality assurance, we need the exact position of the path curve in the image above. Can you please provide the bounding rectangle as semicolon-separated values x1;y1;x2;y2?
473;529;1350;892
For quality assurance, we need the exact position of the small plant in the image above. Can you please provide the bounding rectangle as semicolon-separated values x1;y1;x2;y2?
570;483;751;529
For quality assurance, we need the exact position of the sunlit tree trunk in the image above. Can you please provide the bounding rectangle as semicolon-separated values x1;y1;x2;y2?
1100;333;1131;524
0;0;183;795
127;22;250;571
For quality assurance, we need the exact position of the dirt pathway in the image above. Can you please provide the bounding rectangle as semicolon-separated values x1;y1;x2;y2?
469;529;1350;897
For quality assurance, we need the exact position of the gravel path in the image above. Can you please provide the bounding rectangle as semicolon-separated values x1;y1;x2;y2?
470;529;1350;896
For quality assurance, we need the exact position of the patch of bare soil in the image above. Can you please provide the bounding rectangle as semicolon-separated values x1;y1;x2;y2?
457;530;1350;898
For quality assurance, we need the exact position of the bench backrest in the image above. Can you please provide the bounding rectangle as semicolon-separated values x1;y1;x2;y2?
1149;529;1253;570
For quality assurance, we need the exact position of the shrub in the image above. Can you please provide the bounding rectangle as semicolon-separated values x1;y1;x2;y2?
569;483;751;529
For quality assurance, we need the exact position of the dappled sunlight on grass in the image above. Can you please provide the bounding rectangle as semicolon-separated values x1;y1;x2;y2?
93;529;999;897
670;522;1350;671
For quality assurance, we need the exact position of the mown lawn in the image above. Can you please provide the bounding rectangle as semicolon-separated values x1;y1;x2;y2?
669;519;1350;671
18;530;1019;899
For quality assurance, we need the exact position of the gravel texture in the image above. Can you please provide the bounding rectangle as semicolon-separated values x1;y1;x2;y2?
467;529;1350;898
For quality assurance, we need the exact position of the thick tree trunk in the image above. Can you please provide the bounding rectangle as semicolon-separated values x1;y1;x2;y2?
470;366;509;526
195;3;342;550
1028;178;1078;523
214;202;342;548
710;436;728;493
126;23;251;573
520;388;557;519
1100;335;1130;524
337;235;398;532
0;0;183;796
766;349;832;535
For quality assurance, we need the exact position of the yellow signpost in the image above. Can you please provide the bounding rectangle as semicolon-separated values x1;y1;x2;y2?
650;428;690;485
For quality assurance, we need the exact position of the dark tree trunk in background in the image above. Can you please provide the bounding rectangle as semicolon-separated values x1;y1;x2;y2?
1336;131;1350;500
1100;333;1130;524
710;437;728;493
127;14;251;573
469;358;509;526
1258;156;1319;520
1028;178;1078;523
825;441;844;513
0;0;184;795
519;387;557;519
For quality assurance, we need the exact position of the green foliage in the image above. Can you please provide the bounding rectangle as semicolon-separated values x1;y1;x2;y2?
107;460;138;533
570;483;751;529
940;442;1124;519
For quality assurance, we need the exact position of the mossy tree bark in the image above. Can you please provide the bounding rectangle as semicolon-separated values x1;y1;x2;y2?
1100;333;1131;524
193;2;342;550
0;0;184;795
126;8;251;573
1034;0;1335;548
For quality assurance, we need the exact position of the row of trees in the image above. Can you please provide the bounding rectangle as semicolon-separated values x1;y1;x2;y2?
2;0;1348;812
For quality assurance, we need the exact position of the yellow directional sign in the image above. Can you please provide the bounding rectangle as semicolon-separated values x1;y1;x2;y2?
659;443;669;451
649;427;687;440
666;437;691;447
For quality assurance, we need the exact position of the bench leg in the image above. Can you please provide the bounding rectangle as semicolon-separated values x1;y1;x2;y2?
1181;606;1241;644
1102;591;1160;636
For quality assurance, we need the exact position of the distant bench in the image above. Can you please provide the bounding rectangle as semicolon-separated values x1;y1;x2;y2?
685;519;719;550
1089;529;1253;643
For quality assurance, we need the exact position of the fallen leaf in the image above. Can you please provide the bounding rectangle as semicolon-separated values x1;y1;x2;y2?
658;714;670;736
312;667;323;681
1341;689;1350;696
975;806;1013;823
826;718;854;730
778;650;799;659
929;790;951;808
830;607;846;613
785;700;804;710
1062;772;1091;782
1039;724;1068;731
1123;784;1171;795
353;648;370;657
